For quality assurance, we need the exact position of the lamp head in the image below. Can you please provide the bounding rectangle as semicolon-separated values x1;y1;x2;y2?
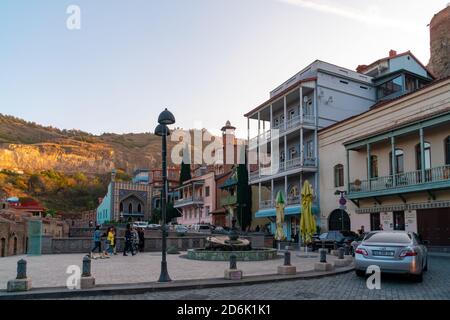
154;124;170;137
158;108;176;125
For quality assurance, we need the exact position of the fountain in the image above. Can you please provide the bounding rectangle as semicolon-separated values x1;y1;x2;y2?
186;218;278;261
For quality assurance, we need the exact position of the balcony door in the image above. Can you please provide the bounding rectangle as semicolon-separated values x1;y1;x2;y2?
370;213;381;231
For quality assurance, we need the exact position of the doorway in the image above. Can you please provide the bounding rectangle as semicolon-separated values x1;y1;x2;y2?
393;211;405;230
328;209;350;231
1;238;5;257
370;213;381;231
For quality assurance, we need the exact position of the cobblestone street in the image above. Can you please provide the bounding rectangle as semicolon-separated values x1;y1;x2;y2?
67;256;450;300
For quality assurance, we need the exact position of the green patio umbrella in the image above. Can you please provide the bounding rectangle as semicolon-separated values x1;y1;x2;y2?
300;180;316;249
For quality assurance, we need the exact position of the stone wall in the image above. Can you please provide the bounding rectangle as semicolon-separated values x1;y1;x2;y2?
40;235;207;254
428;5;450;79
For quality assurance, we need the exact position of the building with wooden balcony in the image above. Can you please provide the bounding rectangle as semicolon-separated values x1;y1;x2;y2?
319;77;450;248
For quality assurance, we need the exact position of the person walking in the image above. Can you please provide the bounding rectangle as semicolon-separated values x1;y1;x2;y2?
123;224;135;256
90;226;102;259
112;226;118;255
107;227;115;256
132;227;140;253
138;228;145;252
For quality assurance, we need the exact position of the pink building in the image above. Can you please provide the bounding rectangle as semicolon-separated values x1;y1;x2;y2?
174;171;216;226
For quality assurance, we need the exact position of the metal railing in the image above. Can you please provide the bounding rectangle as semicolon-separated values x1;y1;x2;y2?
349;165;450;193
174;196;204;207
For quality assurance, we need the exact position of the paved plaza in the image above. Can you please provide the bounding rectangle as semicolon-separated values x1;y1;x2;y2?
67;256;450;300
0;250;342;289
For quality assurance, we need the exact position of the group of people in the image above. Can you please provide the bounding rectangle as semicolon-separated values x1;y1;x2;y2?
90;224;145;259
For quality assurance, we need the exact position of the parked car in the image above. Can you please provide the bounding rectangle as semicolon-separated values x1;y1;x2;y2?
147;224;161;230
132;221;149;229
311;230;359;251
192;224;212;234
354;231;428;282
350;233;367;256
175;225;189;233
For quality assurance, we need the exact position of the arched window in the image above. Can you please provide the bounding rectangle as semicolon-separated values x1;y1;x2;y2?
128;203;133;214
288;185;299;199
120;203;123;212
445;136;450;165
416;142;431;170
137;204;142;213
334;164;344;187
389;149;404;174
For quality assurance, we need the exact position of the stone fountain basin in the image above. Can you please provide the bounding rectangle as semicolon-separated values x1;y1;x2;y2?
186;248;279;261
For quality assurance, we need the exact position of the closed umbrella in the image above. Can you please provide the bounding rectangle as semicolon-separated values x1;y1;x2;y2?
274;191;286;246
300;180;316;252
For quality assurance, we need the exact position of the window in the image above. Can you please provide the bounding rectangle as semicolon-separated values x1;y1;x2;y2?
205;206;210;215
289;109;295;119
389;149;404;174
377;75;403;99
289;147;296;160
280;115;285;124
205;186;210;197
280;151;285;162
445;136;450;165
368;155;378;178
393;211;405;231
334;164;344;187
137;204;142;213
274;117;279;127
303;97;313;116
305;140;314;159
416;142;431;170
128;203;133;213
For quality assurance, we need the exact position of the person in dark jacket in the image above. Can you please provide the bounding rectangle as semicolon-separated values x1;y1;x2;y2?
138;228;145;252
123;224;135;256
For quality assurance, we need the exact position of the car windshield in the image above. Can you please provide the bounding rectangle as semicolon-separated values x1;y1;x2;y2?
364;232;412;244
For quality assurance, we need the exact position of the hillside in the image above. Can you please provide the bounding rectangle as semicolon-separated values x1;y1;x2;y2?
0;114;220;213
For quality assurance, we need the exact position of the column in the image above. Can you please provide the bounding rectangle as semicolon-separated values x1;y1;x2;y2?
284;135;287;171
346;149;350;193
300;128;304;166
420;128;426;183
247;117;250;174
285;176;288;199
391;136;397;187
258;182;261;206
299;86;303;123
367;143;371;191
258;112;261;178
283;96;287;131
271;179;274;206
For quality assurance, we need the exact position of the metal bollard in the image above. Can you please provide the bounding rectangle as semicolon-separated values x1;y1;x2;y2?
319;249;327;263
338;247;345;259
321;240;325;249
344;245;350;256
230;255;237;270
82;255;91;277
333;241;338;250
17;259;27;280
284;251;291;266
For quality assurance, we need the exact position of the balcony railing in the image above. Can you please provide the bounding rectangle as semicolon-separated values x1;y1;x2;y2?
249;157;317;181
174;196;204;207
349;165;450;194
219;194;237;207
260;197;315;209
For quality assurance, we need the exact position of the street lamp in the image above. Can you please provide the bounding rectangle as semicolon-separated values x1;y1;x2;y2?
154;108;175;283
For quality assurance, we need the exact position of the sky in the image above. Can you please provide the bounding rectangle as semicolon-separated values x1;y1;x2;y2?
0;0;448;139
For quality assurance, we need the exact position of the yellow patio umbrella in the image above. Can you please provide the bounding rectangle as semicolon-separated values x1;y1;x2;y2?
274;191;286;242
300;180;316;246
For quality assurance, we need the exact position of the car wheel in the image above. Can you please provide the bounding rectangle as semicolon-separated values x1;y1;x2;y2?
410;273;423;283
355;270;365;277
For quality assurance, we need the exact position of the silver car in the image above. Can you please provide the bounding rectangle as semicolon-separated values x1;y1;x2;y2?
355;231;428;282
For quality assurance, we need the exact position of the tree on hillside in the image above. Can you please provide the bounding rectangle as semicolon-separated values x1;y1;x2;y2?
179;161;191;185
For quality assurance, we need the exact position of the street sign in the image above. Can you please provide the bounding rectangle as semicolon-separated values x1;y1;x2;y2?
339;197;347;206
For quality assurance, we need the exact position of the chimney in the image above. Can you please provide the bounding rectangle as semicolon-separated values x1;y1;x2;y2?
428;5;450;79
389;50;397;58
356;65;368;73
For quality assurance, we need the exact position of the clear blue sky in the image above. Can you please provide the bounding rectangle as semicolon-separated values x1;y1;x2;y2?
0;0;448;138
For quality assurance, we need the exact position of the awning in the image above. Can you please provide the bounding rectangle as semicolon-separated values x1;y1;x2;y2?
209;208;227;215
255;205;320;218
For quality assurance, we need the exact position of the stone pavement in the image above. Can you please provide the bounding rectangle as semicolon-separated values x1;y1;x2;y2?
66;256;450;300
0;250;343;289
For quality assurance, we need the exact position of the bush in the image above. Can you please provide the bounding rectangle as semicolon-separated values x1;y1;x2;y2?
167;245;180;254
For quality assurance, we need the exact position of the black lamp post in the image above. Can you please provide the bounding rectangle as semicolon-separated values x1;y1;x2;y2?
154;108;175;283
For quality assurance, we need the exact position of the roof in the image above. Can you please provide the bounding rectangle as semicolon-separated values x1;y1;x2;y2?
319;76;450;134
357;50;436;79
244;77;317;117
209;208;227;215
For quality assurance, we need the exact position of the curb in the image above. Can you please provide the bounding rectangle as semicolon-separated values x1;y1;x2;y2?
0;265;355;300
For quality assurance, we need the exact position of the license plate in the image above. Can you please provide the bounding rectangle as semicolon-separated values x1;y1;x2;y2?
372;250;395;256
